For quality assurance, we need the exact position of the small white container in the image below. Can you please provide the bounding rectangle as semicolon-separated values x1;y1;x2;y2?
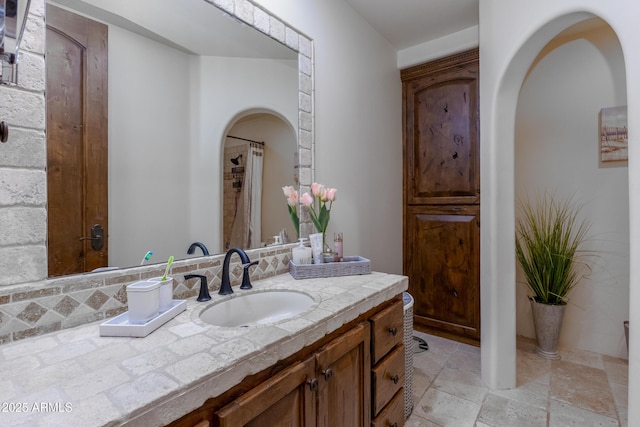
147;276;174;313
292;239;313;265
126;280;160;324
292;246;313;264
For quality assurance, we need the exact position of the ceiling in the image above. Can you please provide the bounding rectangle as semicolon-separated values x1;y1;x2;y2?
51;0;298;59
344;0;479;51
53;0;478;58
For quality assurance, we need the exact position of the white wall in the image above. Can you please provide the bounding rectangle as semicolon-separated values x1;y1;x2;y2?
514;21;629;359
479;0;639;423
108;26;192;267
253;0;403;274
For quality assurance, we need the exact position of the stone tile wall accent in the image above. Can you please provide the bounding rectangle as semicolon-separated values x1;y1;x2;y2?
222;144;247;248
0;245;294;345
0;0;47;286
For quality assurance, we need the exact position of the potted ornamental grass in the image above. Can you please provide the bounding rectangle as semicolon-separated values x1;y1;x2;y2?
515;192;593;359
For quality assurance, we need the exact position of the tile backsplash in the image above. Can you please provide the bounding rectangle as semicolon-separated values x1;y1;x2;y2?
0;245;293;345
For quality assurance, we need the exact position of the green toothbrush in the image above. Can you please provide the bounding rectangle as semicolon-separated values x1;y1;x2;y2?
161;256;174;281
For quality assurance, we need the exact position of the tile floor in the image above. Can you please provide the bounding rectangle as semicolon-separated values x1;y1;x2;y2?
406;331;628;426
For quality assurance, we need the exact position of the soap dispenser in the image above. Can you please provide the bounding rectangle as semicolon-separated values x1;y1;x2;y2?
292;238;312;265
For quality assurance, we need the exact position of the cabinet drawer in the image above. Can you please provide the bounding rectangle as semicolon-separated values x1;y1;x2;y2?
371;388;404;427
370;299;403;364
372;344;405;416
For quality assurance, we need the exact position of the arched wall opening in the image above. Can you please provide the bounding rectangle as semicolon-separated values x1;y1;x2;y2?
480;10;630;390
221;109;298;250
514;18;629;359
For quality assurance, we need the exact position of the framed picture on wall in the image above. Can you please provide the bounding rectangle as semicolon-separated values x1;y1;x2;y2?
599;105;628;163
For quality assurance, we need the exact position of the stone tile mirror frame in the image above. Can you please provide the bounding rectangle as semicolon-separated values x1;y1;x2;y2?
0;0;314;344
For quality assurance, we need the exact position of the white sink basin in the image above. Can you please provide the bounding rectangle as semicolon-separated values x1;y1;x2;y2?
199;290;315;327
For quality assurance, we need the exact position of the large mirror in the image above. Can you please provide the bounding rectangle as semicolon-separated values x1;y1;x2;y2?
46;0;303;277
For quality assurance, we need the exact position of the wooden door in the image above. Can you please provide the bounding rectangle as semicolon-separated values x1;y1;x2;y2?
46;5;108;276
315;322;370;427
406;205;480;341
402;49;480;344
214;357;316;427
404;52;479;205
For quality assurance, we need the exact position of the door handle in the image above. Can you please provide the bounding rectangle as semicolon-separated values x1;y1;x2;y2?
0;121;8;142
79;224;104;251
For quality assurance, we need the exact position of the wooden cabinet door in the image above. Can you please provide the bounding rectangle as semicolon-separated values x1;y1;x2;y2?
315;322;371;427
214;357;316;427
403;49;480;344
403;50;479;206
406;205;480;341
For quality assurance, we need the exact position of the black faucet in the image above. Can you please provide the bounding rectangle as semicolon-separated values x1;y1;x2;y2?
220;248;258;295
184;274;211;302
187;242;209;256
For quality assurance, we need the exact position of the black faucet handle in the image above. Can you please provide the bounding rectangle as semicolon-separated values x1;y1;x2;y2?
184;274;211;302
240;261;259;290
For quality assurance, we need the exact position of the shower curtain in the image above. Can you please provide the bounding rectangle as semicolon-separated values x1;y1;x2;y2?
230;142;263;248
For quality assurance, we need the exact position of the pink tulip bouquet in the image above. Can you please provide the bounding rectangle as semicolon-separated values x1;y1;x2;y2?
282;185;300;238
301;183;337;246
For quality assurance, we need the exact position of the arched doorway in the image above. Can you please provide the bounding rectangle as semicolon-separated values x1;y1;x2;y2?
514;17;628;359
480;10;631;394
222;111;298;250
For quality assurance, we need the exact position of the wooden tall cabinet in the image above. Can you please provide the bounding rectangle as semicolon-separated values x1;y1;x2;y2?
402;49;480;344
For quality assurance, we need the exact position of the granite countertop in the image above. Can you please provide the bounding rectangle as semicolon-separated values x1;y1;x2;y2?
0;272;407;427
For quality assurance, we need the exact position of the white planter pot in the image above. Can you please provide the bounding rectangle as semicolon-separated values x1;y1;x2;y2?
530;297;566;360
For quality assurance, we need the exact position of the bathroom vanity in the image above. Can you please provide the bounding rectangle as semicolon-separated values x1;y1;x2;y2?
174;288;405;427
0;272;407;427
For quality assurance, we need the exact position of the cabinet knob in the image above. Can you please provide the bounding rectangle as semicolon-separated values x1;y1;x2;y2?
390;374;399;384
388;327;397;336
322;368;333;380
307;378;318;391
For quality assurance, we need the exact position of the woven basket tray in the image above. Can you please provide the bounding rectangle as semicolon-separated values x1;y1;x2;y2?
289;256;371;279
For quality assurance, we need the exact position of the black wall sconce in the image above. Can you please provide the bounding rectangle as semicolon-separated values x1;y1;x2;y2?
1;0;32;85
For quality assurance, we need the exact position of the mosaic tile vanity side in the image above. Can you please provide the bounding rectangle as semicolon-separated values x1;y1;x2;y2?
0;246;293;345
